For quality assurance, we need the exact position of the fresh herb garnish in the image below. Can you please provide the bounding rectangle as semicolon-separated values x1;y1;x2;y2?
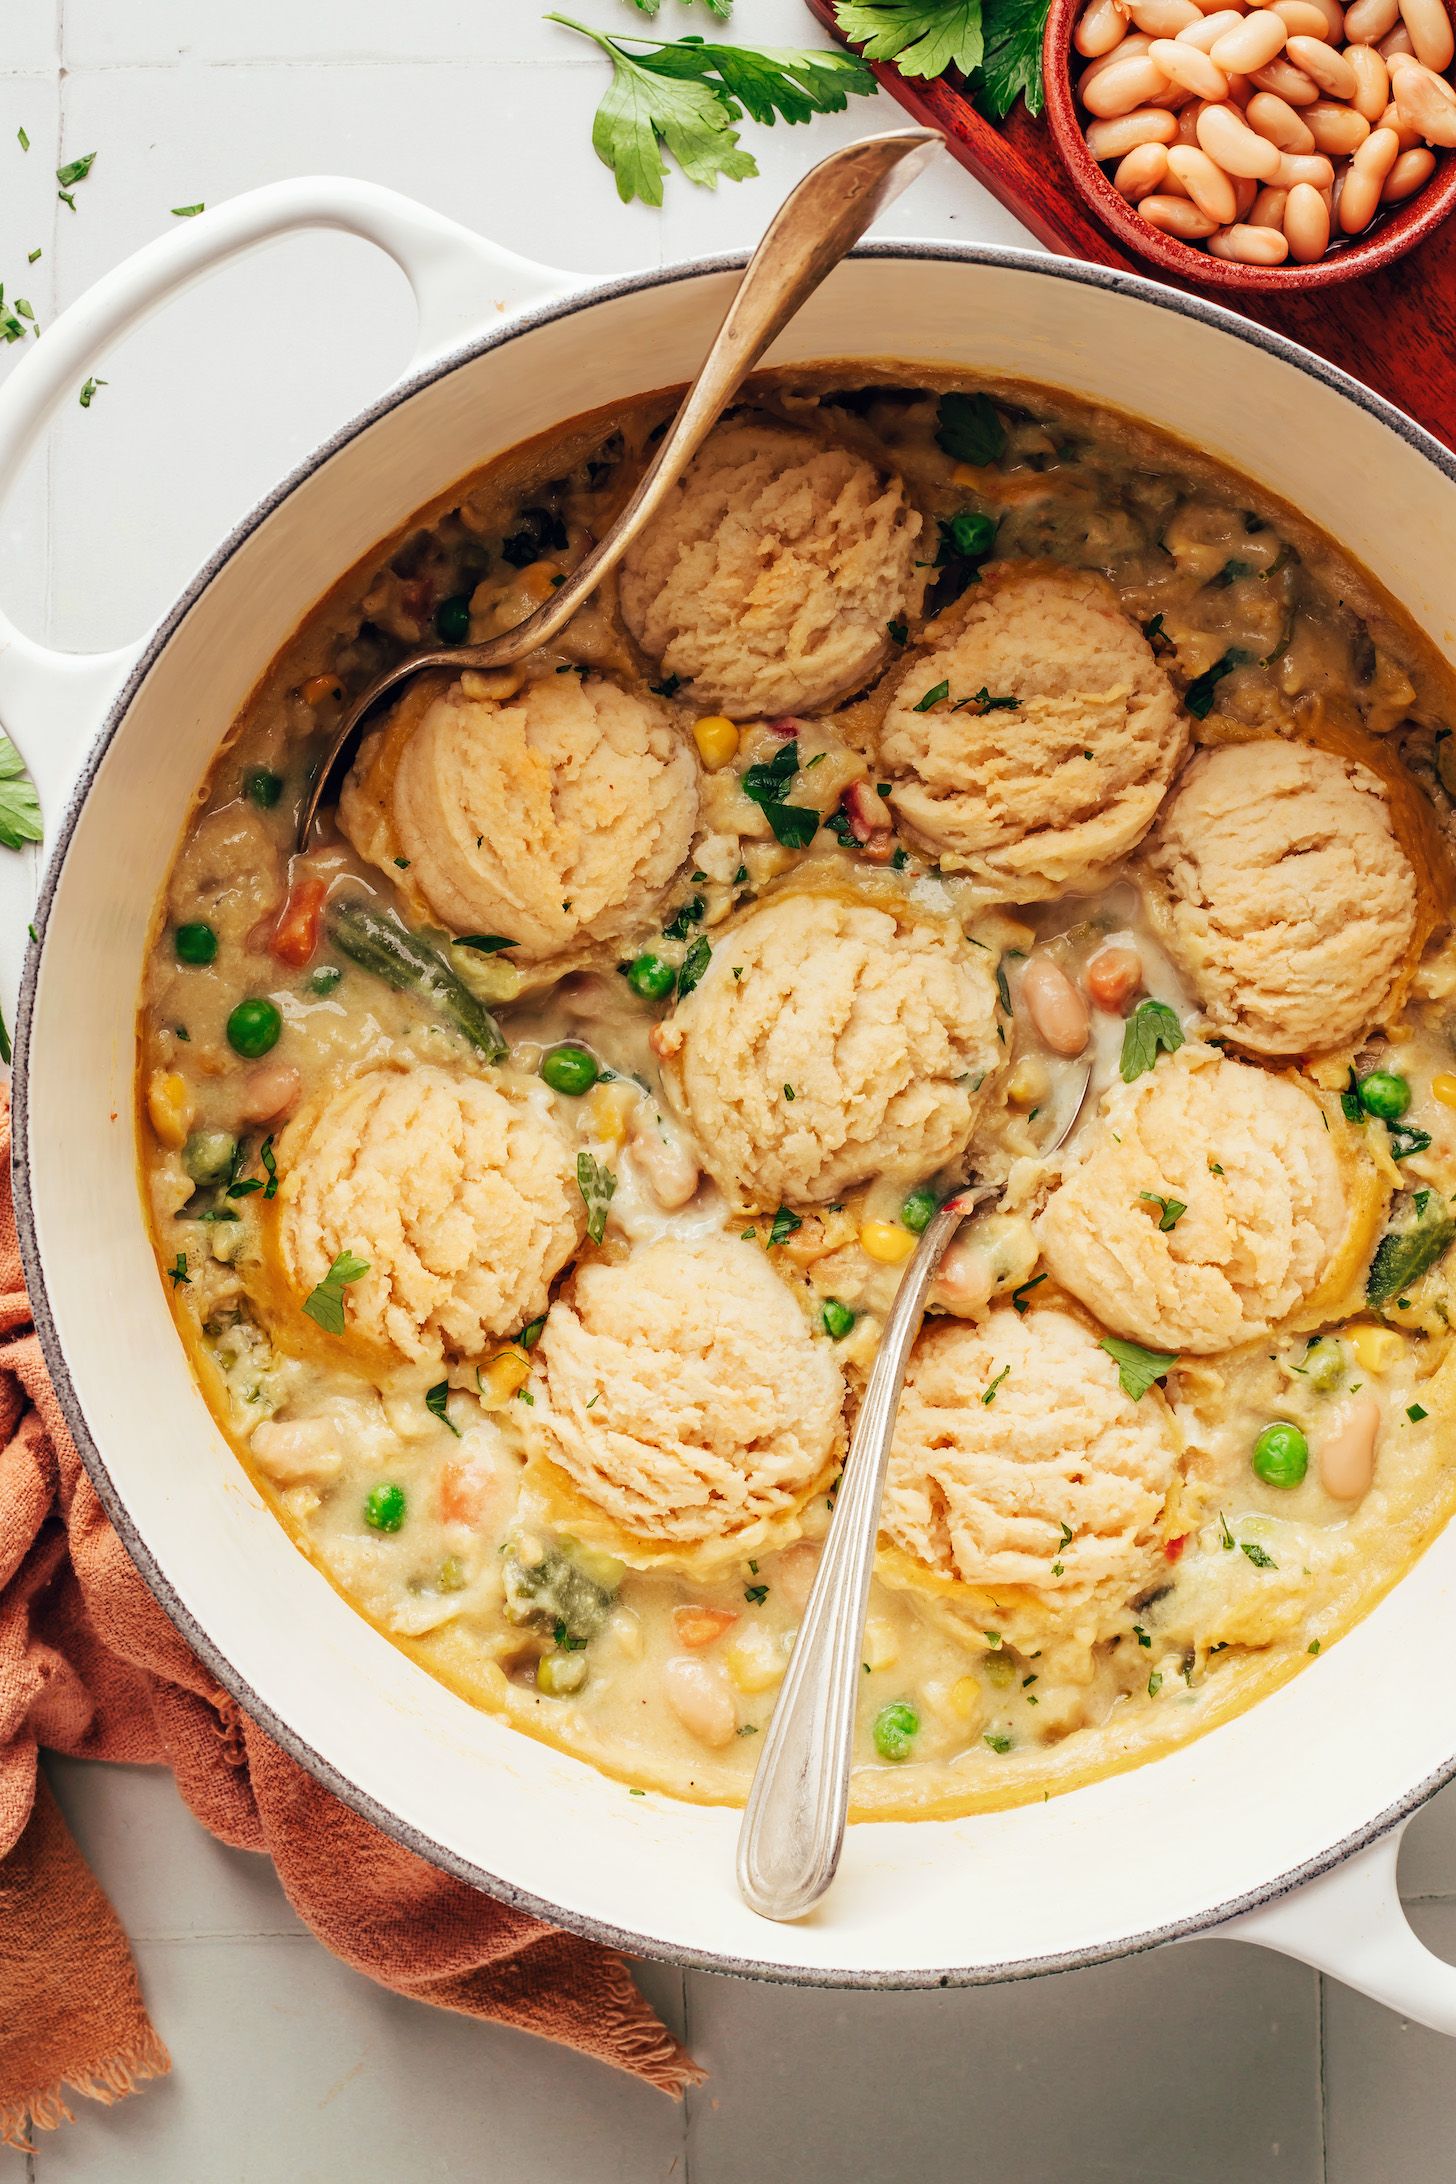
649;673;682;698
57;151;96;187
302;1249;370;1336
168;1251;190;1288
1133;1624;1151;1648
78;377;107;408
547;15;875;206
1183;650;1240;720
0;732;42;850
953;686;1019;712
1099;1336;1178;1401
662;895;705;940
934;389;1007;467
984;1733;1012;1754
1241;1541;1277;1570
739;738;820;847
836;0;984;76
1119;997;1184;1082
17;128;28;152
1409;1403;1429;1422
577;1151;617;1244
1010;1272;1047;1314
1139;1191;1187;1232
995;961;1011;1014
976;0;1054;117
887;619;908;645
912;680;950;712
769;1206;802;1248
744;1583;769;1605
171;203;205;217
1219;1511;1235;1550
982;1364;1010;1405
426;1380;461;1437
456;934;517;954
1147;1670;1163;1698
678;933;711;996
1388;1123;1433;1162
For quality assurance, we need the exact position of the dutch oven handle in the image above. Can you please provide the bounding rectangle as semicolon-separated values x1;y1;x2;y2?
1206;1821;1456;2033
0;176;582;829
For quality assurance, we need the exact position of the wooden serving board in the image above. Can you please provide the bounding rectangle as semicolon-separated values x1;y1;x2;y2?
804;0;1456;452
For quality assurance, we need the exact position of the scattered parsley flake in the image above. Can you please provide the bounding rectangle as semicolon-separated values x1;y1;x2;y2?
1133;1624;1151;1648
57;151;96;188
1119;998;1184;1082
887;619;908;645
1241;1541;1278;1569
1308;1639;1320;1655
27;248;39;264
783;1082;796;1101
577;1150;617;1244
1183;650;1239;719
934;389;1007;465
78;377;107;408
172;203;205;218
982;1364;1009;1405
1099;1336;1178;1401
168;1251;190;1288
1409;1403;1429;1422
677;934;711;996
1138;1190;1187;1232
17;128;29;152
769;1206;802;1247
744;1583;769;1605
984;1733;1012;1754
1010;1272;1047;1315
425;1381;461;1437
1148;1670;1163;1698
303;1248;370;1336
913;679;950;713
1208;1159;1224;1174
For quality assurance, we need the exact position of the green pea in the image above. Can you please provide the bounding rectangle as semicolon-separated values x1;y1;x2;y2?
541;1043;599;1097
363;1482;407;1533
984;1652;1016;1689
1252;1420;1308;1489
247;768;283;809
175;922;218;966
226;997;282;1058
901;1186;937;1234
183;1130;237;1187
1305;1340;1345;1395
1358;1071;1410;1121
435;593;472;644
309;964;342;996
821;1298;855;1340
538;1651;589;1696
627;951;676;1001
873;1701;919;1764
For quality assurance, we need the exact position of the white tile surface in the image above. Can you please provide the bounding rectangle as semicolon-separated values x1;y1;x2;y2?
4;3;1454;2177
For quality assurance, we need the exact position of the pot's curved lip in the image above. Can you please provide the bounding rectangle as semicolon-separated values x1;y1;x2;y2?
15;237;1456;1988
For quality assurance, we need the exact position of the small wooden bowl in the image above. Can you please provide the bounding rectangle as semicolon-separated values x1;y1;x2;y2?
1043;0;1456;290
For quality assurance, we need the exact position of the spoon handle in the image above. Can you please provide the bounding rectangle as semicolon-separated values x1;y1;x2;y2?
736;1185;997;1923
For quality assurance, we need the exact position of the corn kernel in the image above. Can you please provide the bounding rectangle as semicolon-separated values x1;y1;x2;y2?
147;1070;192;1149
1350;1325;1405;1375
723;1628;784;1693
518;560;562;604
948;1675;982;1722
860;1220;916;1264
477;1349;532;1408
461;666;526;702
1433;1073;1456;1111
583;1078;640;1149
1007;1056;1050;1108
863;1618;899;1670
300;672;342;707
952;461;992;488
693;715;739;770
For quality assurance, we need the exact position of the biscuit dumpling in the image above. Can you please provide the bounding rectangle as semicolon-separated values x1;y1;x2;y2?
654;893;1001;1210
1140;739;1417;1056
275;1066;582;1362
618;420;922;720
882;1307;1180;1594
1036;1048;1347;1355
338;672;697;964
879;565;1185;900
522;1238;843;1547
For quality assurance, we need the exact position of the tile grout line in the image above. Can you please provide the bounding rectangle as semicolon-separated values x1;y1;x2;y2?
1317;1972;1329;2184
680;1965;694;2183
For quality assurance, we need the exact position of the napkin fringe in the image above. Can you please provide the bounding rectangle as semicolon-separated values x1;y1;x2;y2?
1;2023;172;2145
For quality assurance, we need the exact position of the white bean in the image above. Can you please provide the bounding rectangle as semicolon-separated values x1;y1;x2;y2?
1318;1395;1380;1499
1398;0;1455;67
1198;96;1287;167
1019;955;1091;1056
1211;10;1289;66
1345;0;1401;35
1346;42;1391;116
1284;31;1359;91
1249;179;1293;218
1248;87;1320;140
629;1115;700;1210
1376;19;1417;54
1302;98;1371;150
1084;52;1178;110
1279;0;1347;33
1354;116;1405;167
1077;0;1133;53
1115;139;1174;192
1087;105;1182;152
1393;56;1456;137
1382;140;1437;190
251;1416;344;1484
240;1063;302;1122
1150;34;1232;87
662;1656;738;1747
933;1238;997;1315
1132;0;1204;30
1339;129;1394;220
1249;53;1323;95
1376;93;1427;140
1233;165;1262;209
1169;139;1242;211
1208;216;1294;254
1081;29;1156;82
1285;175;1334;249
1275;146;1336;179
1160;159;1196;191
1271;0;1341;34
1179;7;1245;43
773;1542;820;1615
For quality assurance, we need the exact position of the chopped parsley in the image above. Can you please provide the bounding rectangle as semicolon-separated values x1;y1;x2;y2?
302;1249;370;1337
577;1151;617;1245
17;128;28;152
984;1733;1013;1754
662;895;705;940
1241;1541;1278;1570
1388;1123;1432;1162
0;732;42;850
953;686;1019;712
78;377;107;408
1010;1272;1047;1314
783;1083;796;1101
1119;998;1184;1082
1138;1191;1187;1232
425;1381;461;1437
172;203;205;218
739;739;820;847
168;1252;190;1288
677;934;711;997
934;390;1007;466
649;673;682;699
1099;1336;1178;1401
1208;1159;1224;1175
744;1584;769;1605
996;962;1012;1014
887;619;908;645
1133;1624;1151;1648
1183;650;1241;719
1408;1403;1429;1422
981;1364;1010;1405
769;1206;802;1248
456;934;517;954
1147;1670;1163;1698
1219;1511;1236;1550
912;679;950;713
57;151;96;188
1308;1639;1320;1655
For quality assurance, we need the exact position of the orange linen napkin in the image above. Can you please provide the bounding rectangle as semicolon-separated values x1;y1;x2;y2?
0;1098;699;2147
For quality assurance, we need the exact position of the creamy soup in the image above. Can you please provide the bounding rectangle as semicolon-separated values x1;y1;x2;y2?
138;369;1456;1817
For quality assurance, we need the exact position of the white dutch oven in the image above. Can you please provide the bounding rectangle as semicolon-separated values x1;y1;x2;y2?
8;176;1456;2021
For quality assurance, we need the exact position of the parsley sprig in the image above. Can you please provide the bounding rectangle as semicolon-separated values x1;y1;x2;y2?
833;1;1053;120
0;732;42;851
303;1249;370;1337
547;16;876;205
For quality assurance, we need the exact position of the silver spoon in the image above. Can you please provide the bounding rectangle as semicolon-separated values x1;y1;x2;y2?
297;127;944;850
736;1061;1095;1923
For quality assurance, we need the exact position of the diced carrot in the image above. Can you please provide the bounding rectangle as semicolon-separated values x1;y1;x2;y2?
270;876;327;968
439;1457;498;1528
1165;1533;1188;1563
671;1604;739;1649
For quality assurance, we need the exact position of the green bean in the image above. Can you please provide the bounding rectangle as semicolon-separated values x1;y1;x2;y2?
328;899;506;1063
